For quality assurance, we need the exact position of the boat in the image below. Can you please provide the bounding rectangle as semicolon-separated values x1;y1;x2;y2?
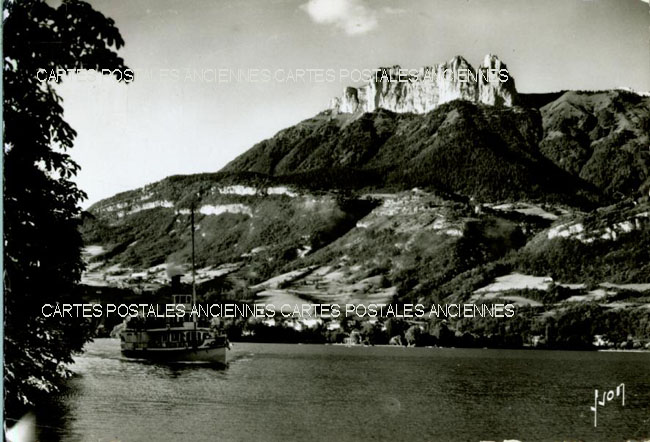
119;286;229;364
119;207;229;364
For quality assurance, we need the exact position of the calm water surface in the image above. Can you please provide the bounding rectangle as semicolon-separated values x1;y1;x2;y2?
37;339;650;441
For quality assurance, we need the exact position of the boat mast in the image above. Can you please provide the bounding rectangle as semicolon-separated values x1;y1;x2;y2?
191;203;197;330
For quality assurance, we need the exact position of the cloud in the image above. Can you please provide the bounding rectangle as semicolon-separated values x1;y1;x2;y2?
301;0;378;35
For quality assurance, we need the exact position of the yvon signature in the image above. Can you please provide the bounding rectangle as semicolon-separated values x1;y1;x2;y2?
590;383;625;427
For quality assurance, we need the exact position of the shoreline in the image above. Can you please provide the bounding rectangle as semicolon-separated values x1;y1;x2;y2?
93;337;650;353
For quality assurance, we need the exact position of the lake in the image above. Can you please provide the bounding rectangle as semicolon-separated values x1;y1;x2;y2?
36;339;650;441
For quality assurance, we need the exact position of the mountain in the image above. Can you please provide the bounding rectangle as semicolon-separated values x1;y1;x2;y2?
222;100;597;205
329;54;517;114
79;58;650;347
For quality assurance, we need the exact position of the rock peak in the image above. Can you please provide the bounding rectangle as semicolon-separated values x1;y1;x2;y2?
330;54;517;115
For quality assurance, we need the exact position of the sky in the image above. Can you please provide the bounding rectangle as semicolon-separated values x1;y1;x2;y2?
51;0;650;206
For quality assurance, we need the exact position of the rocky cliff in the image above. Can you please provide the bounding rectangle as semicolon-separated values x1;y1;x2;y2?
329;54;517;114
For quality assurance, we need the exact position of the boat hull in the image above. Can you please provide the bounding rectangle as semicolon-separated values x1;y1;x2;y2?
121;345;227;364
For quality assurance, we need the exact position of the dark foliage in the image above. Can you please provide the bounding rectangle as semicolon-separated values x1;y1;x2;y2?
3;0;128;415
